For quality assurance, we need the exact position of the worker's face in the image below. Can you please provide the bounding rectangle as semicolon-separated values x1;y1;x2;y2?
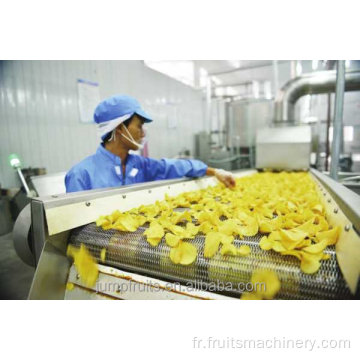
118;115;145;150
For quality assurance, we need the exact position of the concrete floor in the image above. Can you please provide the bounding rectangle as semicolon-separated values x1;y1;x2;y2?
0;232;35;300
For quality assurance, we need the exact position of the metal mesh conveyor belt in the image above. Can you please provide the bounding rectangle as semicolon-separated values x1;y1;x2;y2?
69;216;354;300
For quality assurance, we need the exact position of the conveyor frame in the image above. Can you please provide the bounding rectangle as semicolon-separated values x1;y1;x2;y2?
25;169;360;300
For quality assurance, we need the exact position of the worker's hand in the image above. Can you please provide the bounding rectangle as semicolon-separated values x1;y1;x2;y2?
214;169;236;188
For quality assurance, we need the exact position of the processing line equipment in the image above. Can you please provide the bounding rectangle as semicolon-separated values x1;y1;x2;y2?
13;68;360;300
13;168;360;300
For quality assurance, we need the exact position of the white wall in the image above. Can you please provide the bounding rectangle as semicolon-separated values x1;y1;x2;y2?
0;61;204;188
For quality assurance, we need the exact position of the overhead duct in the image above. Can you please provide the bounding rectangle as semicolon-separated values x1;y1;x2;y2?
274;70;360;124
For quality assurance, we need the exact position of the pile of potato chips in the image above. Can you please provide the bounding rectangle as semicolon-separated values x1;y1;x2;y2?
95;172;340;276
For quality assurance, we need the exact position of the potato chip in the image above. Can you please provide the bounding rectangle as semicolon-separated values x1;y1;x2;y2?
295;218;317;236
239;217;258;237
314;215;329;232
218;219;240;236
108;210;122;224
138;204;160;218
169;246;181;264
280;250;302;260
259;216;282;233
303;239;329;254
279;229;307;250
134;215;148;227
144;221;164;239
316;226;340;245
96;216;112;229
173;196;191;208
251;269;281;300
170;242;197;265
300;252;322;274
179;242;197;265
268;231;281;241
183;222;199;238
204;232;221;258
241;292;262;300
280;228;308;242
219;233;234;245
67;244;98;287
171;211;192;224
238;245;251;256
197;211;218;225
272;241;287;252
144;221;164;247
287;201;297;211
165;233;181;247
113;213;139;232
220;243;238;256
168;224;186;236
146;237;162;247
283;218;299;229
259;236;273;250
312;204;323;214
198;221;215;234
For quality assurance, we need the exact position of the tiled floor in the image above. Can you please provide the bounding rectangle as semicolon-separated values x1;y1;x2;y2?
0;232;35;300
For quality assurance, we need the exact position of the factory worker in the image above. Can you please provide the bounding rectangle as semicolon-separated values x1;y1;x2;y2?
65;95;235;192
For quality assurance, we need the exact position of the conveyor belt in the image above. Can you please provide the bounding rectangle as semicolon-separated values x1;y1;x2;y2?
69;218;354;300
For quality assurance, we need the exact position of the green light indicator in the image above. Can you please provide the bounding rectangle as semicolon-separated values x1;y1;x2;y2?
8;153;21;169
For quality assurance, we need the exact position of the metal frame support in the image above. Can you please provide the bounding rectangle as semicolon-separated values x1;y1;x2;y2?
17;168;31;196
272;60;279;97
205;77;212;134
228;103;234;155
330;61;346;180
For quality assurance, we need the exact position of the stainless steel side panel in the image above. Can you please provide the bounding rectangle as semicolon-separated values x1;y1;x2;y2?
311;169;360;234
28;239;70;300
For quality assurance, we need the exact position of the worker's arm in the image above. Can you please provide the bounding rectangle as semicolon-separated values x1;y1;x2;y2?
143;157;235;188
143;158;207;181
206;167;236;188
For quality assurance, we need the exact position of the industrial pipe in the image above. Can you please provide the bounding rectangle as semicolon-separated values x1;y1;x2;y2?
274;69;360;124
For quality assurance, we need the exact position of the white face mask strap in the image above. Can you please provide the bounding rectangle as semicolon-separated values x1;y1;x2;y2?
123;124;136;142
121;124;144;149
108;129;116;142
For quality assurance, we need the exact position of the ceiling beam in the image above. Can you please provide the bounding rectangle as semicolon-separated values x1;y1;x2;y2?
209;60;290;76
212;81;265;88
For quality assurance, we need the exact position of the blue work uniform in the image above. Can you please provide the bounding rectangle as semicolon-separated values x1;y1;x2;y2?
65;145;208;193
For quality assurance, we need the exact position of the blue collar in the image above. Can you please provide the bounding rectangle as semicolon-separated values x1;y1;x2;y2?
96;144;135;166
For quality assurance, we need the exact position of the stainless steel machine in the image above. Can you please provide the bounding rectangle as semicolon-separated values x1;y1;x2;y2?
13;169;360;300
30;172;66;197
256;126;311;170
